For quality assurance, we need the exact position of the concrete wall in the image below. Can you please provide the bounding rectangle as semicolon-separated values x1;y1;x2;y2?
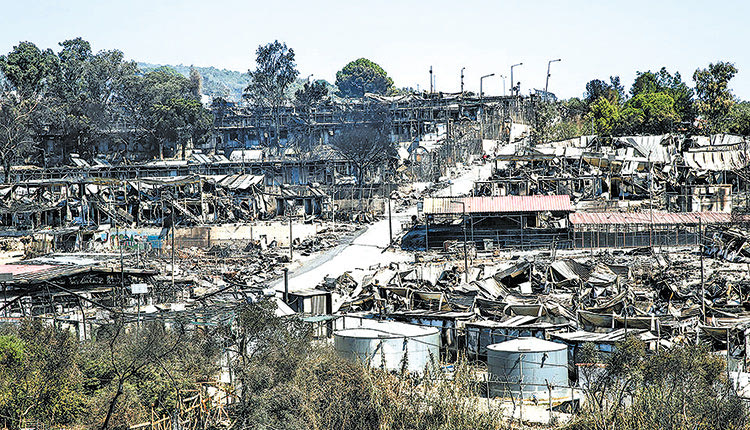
174;222;323;248
98;222;324;251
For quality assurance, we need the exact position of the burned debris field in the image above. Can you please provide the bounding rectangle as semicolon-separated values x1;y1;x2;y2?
3;3;750;428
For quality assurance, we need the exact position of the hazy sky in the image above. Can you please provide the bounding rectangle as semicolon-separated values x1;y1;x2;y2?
2;0;749;99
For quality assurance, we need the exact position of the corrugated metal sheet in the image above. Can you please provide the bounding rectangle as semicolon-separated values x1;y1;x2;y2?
569;211;733;226
551;328;657;343
616;135;673;164
684;143;749;171
216;174;264;190
423;195;572;215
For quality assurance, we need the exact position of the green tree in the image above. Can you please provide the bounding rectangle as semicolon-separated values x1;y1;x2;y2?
116;67;210;160
0;41;56;98
244;40;299;153
585;77;623;106
40;38;140;160
0;91;38;182
572;337;746;430
728;101;750;135
631;67;694;125
693;61;738;133
0;320;86;428
335;58;394;98
218;301;312;430
151;97;212;159
294;80;328;108
619;92;679;134
586;96;620;136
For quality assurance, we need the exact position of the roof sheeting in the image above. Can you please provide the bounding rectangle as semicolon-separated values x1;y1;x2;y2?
683;142;749;171
551;328;657;344
212;174;264;190
423;195;572;215
616;135;673;164
569;211;733;226
0;264;91;284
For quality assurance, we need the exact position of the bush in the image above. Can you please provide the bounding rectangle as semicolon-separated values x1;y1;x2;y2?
569;337;747;430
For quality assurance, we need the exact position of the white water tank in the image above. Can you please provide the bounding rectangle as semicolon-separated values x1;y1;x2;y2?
487;337;568;398
334;320;440;374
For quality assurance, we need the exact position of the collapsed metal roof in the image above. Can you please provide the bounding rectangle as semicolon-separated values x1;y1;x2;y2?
683;142;750;171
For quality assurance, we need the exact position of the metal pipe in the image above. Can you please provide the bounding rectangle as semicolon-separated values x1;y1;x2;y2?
283;268;289;303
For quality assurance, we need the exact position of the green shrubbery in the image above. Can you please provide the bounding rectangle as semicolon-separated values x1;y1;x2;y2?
0;306;745;430
569;336;747;430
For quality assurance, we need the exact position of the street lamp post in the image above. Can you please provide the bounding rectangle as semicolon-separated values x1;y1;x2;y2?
479;73;495;139
544;59;561;98
306;74;313;83
451;200;469;283
460;67;465;93
499;75;507;96
510;63;523;95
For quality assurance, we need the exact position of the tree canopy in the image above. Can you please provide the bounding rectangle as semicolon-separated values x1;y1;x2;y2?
244;40;299;108
619;92;679;135
0;41;56;98
294;80;328;108
631;67;694;124
0;38;213;166
335;58;394;98
694;61;738;133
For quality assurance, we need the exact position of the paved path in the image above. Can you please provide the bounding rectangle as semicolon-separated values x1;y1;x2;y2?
272;162;493;293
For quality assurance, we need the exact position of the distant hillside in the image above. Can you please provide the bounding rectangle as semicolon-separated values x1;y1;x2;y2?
138;62;336;103
138;62;250;101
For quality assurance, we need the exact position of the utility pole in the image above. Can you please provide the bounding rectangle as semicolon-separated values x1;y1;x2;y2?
480;73;495;140
283;268;289;303
510;63;523;96
544;59;561;98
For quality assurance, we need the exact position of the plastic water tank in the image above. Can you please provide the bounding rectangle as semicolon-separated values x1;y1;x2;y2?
334;320;440;374
487;337;568;398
